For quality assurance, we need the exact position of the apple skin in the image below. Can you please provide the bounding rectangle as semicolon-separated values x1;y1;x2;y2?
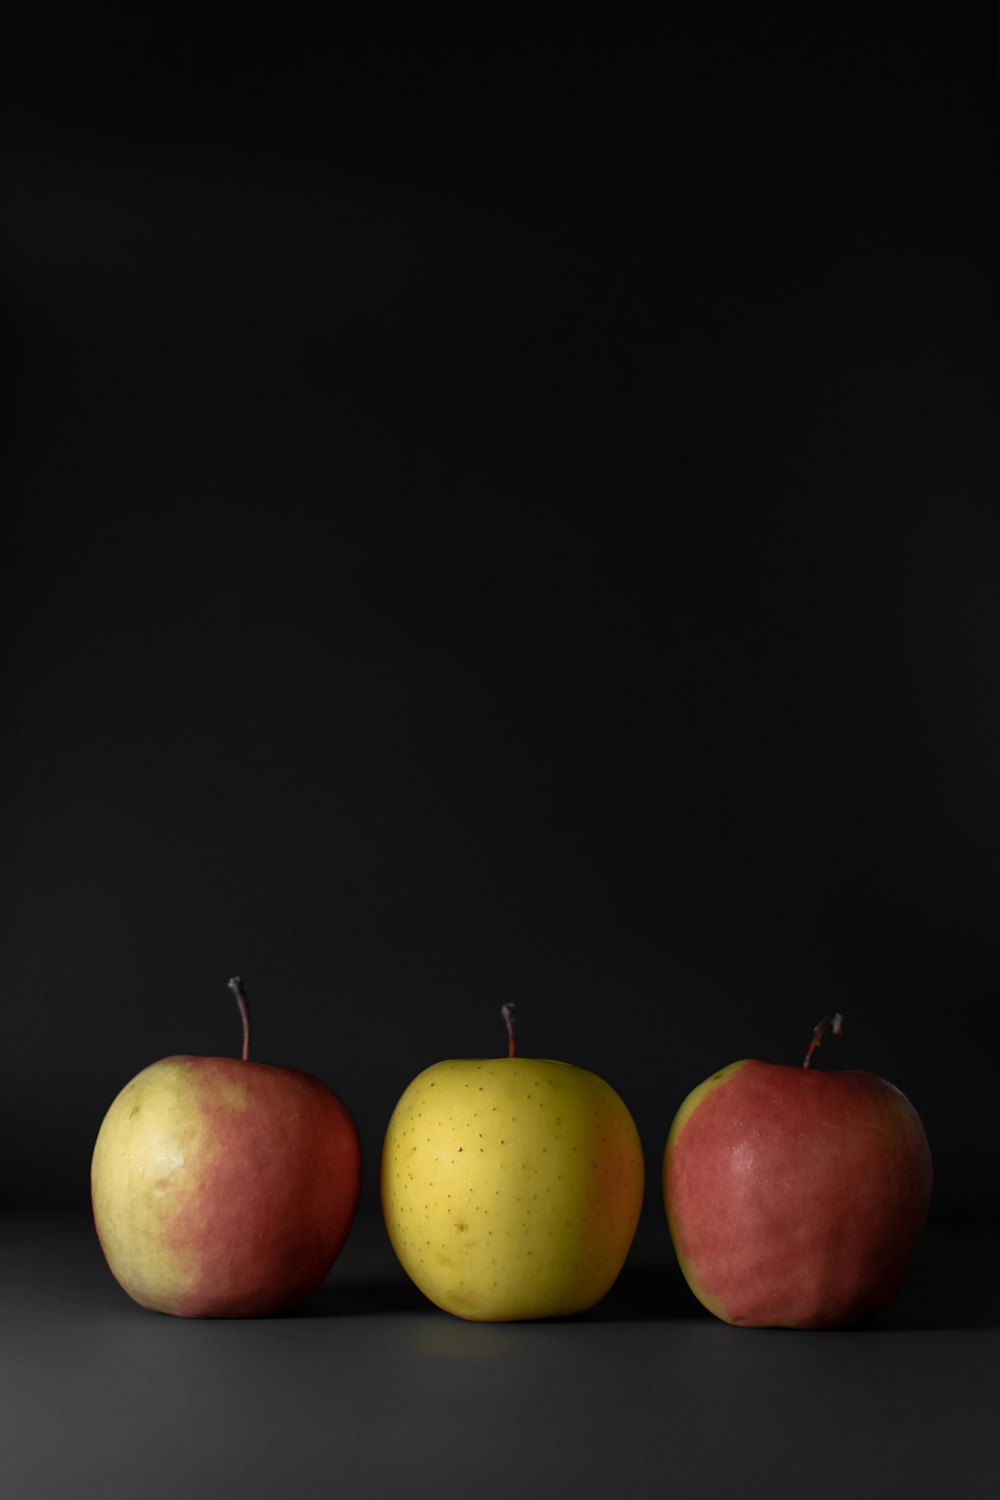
92;1055;362;1317
663;1059;932;1330
381;1056;644;1321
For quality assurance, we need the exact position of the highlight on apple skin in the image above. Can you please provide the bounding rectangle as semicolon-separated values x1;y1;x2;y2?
381;1004;645;1321
91;978;362;1317
663;1015;933;1330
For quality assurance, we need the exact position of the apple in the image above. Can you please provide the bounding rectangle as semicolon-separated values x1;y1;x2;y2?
381;1004;645;1320
663;1014;933;1329
91;977;362;1317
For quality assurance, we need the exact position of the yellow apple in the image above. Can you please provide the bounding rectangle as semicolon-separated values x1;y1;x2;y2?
381;1006;644;1320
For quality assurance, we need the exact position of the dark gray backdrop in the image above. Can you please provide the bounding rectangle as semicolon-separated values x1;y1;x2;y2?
5;16;998;1230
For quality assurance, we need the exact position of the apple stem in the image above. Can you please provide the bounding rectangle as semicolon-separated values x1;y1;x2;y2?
803;1012;843;1068
501;1002;517;1058
227;976;251;1062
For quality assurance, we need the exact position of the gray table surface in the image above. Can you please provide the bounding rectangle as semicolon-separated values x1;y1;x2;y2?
3;1210;997;1499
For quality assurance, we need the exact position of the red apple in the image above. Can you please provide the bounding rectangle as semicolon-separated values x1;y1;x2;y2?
663;1015;932;1329
91;977;362;1317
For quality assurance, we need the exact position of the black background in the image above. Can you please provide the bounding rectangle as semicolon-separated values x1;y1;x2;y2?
5;16;1000;1500
4;16;998;1227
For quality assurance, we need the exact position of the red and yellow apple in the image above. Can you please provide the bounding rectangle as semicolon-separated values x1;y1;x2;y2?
91;978;362;1317
663;1016;932;1329
381;1005;645;1320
